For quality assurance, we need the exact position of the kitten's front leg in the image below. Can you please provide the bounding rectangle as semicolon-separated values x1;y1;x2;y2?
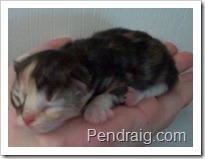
84;93;118;124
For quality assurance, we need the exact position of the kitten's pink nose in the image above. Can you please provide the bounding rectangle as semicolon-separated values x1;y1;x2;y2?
22;110;35;125
23;116;35;125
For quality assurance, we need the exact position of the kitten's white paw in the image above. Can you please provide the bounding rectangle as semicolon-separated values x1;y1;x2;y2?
124;86;142;107
84;107;114;124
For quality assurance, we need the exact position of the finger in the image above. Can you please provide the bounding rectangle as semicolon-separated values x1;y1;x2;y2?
163;42;178;55
158;72;193;111
177;72;193;108
42;37;72;50
174;52;193;73
26;37;72;54
16;37;72;62
152;72;193;130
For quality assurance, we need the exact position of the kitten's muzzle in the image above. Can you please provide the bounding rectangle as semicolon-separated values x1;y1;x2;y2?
23;116;35;125
22;110;36;125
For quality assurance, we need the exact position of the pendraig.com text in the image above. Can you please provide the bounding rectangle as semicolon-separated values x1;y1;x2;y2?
87;128;187;145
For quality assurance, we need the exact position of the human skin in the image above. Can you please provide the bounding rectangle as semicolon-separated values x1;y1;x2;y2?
8;38;193;147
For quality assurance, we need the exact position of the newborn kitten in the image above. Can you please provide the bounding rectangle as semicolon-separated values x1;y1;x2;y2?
10;28;178;133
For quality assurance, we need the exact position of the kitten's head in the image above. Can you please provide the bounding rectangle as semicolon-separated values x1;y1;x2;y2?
10;50;90;133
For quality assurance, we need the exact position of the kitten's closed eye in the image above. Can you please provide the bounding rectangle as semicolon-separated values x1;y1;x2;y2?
11;91;27;115
11;89;26;108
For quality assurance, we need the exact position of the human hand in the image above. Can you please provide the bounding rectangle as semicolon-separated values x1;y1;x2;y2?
8;38;193;147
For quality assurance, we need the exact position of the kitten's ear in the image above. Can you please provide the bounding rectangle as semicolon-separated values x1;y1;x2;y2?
71;79;88;95
13;60;20;74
